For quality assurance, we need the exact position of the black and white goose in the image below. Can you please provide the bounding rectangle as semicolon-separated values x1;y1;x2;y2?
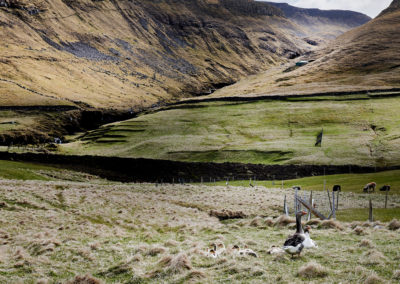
283;210;307;258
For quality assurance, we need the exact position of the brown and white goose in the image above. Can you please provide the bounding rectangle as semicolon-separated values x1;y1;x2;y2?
283;210;307;258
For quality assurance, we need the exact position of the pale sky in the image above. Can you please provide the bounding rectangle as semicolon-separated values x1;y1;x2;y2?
263;0;393;18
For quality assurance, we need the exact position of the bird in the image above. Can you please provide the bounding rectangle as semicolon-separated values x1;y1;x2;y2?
283;210;307;258
216;243;226;256
206;243;218;258
232;245;258;257
303;225;318;249
268;245;284;255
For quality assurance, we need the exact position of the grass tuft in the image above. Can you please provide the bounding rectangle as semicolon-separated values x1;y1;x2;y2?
297;262;328;279
65;274;103;284
364;273;384;284
388;219;400;230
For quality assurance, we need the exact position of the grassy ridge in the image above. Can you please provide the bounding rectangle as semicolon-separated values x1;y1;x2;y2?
63;96;400;166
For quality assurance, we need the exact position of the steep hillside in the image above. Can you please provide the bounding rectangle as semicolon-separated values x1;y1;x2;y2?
208;0;400;99
0;0;301;111
265;1;371;40
0;0;371;110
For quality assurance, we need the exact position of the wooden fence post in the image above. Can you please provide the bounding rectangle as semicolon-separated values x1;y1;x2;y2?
307;191;313;221
332;190;336;220
284;195;289;216
336;190;339;210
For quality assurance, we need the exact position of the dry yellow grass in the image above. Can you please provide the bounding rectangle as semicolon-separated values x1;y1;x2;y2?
0;177;399;283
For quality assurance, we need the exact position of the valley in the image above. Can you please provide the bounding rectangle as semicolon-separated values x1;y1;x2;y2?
1;1;400;283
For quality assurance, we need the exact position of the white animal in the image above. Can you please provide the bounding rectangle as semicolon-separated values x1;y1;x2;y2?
268;245;285;255
303;226;318;249
232;245;258;257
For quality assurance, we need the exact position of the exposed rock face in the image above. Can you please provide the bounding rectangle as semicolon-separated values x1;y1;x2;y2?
0;0;370;110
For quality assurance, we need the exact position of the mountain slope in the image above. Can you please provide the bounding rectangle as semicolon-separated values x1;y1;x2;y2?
208;0;400;99
265;1;371;40
0;0;370;111
0;0;300;110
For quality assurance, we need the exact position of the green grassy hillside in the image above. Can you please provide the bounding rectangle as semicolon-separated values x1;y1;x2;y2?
62;95;400;167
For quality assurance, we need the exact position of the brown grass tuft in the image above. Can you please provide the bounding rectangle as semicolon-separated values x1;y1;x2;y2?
264;217;274;226
320;220;343;230
363;250;387;265
164;240;179;247
388;219;400;231
36;279;49;284
186;270;206;279
364;273;384;284
209;209;247;220
306;219;322;226
297;262;328;278
274;215;295;227
145;246;167;256
65;274;103;284
353;226;367;235
159;253;192;274
250;217;263;227
360;239;374;248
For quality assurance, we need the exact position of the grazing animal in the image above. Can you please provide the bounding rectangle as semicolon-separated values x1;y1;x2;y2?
363;182;376;193
232;245;258;257
303;226;318;249
379;185;391;192
283;210;307;258
333;185;341;192
293;186;301;191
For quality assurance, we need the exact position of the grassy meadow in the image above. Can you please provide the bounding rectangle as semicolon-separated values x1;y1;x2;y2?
0;175;399;283
62;95;400;167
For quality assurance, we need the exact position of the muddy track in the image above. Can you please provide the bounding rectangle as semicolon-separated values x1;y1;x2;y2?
1;152;398;183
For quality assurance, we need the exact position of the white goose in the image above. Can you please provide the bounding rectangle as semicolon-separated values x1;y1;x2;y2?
232;245;258;257
283;210;307;258
303;225;318;249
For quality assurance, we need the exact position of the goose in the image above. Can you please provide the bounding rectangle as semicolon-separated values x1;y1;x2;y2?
303;225;318;249
268;245;284;255
283;210;307;258
206;243;218;258
232;245;258;257
216;243;226;256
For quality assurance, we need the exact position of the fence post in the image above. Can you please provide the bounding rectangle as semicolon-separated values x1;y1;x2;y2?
369;198;373;222
332;190;336;220
294;189;298;215
307;191;313;221
326;187;332;212
284;195;289;216
281;180;283;190
336;190;339;210
385;190;388;209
